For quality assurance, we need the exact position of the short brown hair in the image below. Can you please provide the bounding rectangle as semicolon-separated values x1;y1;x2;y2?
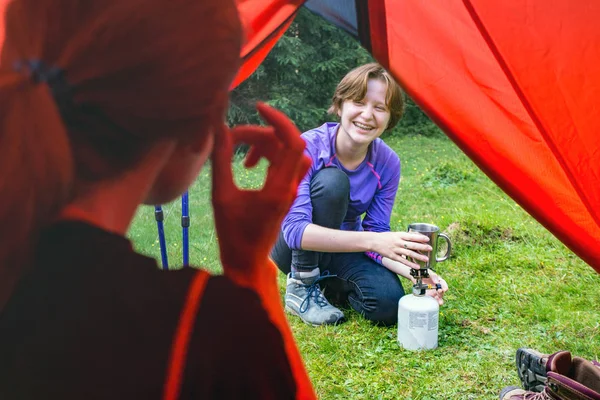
327;63;404;130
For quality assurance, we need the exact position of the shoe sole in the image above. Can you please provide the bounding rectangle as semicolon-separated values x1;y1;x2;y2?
285;305;344;327
516;348;548;393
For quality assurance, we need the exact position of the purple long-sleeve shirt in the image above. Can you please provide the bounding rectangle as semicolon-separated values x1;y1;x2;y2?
282;123;401;262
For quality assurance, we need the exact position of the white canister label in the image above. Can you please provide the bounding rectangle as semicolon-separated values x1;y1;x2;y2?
409;311;438;331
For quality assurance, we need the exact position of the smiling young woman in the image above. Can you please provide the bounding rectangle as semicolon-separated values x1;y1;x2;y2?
270;63;449;327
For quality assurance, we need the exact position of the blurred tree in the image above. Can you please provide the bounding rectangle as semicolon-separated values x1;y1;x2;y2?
228;8;441;137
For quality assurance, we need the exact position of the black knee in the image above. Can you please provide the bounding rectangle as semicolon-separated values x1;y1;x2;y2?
310;168;350;226
311;168;349;206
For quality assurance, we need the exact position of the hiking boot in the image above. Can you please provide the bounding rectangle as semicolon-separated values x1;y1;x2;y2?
500;351;600;399
517;349;600;392
284;272;344;326
517;349;564;392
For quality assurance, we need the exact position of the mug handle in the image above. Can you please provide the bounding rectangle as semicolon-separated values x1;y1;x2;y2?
435;233;452;262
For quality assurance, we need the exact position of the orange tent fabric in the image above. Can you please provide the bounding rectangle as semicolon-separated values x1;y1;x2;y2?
371;0;600;272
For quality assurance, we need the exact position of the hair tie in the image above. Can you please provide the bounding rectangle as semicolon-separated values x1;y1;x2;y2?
13;59;74;118
13;60;133;143
15;60;60;82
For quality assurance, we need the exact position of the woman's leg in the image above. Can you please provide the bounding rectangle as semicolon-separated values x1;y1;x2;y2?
270;167;350;325
324;252;406;325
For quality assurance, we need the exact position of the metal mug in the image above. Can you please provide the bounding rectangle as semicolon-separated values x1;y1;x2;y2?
407;223;452;270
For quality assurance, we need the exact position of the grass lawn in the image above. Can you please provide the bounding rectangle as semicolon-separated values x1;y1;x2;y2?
129;133;600;400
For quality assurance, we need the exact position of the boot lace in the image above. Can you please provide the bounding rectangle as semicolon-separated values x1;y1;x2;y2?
299;271;336;314
522;390;555;400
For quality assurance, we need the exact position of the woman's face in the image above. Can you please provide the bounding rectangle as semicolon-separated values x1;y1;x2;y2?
144;84;231;206
144;125;215;206
337;78;391;148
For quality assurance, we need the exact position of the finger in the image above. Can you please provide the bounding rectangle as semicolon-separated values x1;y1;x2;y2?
402;240;433;253
253;104;309;191
393;254;422;270
230;125;276;144
437;289;445;300
231;126;285;169
244;147;261;168
426;273;446;296
245;141;283;168
429;273;448;293
256;102;302;146
405;254;420;270
439;278;449;292
425;289;443;305
211;123;235;200
402;232;431;243
272;154;311;194
403;249;429;263
398;254;421;269
435;285;444;297
436;289;445;304
258;107;308;188
264;157;307;193
263;146;310;195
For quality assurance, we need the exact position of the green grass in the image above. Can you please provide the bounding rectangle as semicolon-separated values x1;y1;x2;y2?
129;134;600;400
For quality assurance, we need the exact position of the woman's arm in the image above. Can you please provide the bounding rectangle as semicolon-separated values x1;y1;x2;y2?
301;223;432;268
381;256;413;279
300;223;378;252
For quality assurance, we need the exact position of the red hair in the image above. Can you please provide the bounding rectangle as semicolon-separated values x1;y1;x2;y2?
0;0;242;309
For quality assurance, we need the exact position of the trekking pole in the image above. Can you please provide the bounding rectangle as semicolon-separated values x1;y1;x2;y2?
181;191;190;267
154;205;169;270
